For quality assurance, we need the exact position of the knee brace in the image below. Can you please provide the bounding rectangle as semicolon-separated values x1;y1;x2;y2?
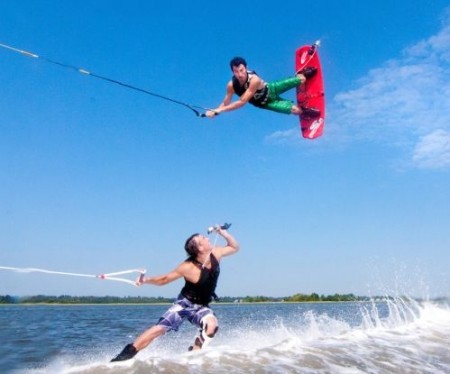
189;319;219;350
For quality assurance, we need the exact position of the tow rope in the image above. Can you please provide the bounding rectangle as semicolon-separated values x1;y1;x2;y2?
0;41;211;117
0;266;145;286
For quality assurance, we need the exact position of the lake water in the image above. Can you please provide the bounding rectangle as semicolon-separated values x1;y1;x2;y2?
0;299;449;373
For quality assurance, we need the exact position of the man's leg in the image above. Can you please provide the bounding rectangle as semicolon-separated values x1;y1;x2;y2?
267;67;317;98
264;75;320;117
111;300;186;362
267;76;303;98
189;314;219;351
111;325;167;362
133;324;167;351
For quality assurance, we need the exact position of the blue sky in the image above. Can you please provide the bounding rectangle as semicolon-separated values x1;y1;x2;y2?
1;1;449;299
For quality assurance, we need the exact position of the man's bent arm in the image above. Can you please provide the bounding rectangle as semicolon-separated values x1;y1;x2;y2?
138;265;185;286
207;77;260;117
215;228;240;258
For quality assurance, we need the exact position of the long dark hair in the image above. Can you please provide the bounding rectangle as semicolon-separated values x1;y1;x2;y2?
184;233;200;259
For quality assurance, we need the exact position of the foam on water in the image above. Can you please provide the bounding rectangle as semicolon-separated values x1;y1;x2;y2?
19;299;450;374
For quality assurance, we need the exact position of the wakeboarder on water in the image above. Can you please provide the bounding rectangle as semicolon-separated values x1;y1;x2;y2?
111;224;239;362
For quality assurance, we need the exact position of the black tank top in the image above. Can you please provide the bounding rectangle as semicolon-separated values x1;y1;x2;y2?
180;253;220;306
232;70;269;107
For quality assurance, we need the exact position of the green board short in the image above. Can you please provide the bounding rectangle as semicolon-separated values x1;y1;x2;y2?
260;76;301;114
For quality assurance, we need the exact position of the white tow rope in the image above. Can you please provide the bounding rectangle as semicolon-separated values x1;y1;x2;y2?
0;266;146;286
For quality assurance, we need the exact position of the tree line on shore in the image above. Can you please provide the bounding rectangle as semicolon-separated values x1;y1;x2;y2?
0;293;369;304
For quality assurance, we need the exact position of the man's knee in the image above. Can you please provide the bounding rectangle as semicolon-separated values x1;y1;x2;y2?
190;316;219;350
203;315;218;335
201;315;219;342
291;105;301;115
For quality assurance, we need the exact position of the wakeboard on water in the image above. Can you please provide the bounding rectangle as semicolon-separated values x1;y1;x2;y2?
295;41;325;139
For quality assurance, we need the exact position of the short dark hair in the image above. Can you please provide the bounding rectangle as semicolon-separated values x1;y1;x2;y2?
184;233;200;258
230;57;247;70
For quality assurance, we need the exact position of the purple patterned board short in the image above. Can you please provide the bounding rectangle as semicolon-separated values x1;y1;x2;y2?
156;296;216;332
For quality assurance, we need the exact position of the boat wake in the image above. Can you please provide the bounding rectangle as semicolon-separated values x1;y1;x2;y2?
21;298;449;374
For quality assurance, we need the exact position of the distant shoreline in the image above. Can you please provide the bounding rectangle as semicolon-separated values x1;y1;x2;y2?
0;300;371;307
0;293;368;305
1;294;441;306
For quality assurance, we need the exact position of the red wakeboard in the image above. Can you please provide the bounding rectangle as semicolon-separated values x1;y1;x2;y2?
295;41;325;139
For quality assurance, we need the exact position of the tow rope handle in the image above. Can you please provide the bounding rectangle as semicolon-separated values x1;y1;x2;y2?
93;269;147;286
95;269;146;286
